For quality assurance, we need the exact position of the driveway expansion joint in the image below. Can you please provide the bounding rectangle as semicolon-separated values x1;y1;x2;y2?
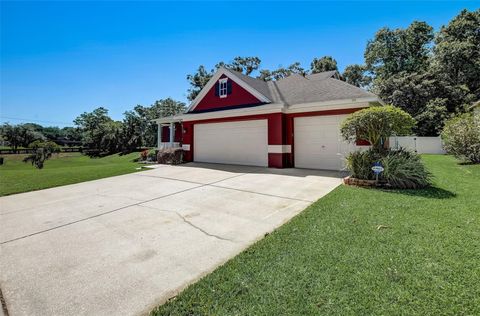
134;173;314;203
0;173;246;245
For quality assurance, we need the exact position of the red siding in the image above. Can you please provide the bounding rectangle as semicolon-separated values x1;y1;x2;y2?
161;123;182;143
192;75;262;112
182;107;366;168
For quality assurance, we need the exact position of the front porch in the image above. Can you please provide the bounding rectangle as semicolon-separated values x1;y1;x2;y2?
154;117;183;150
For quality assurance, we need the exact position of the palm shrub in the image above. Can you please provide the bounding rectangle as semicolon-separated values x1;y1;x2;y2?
441;112;480;164
380;149;431;189
346;148;431;189
345;149;379;180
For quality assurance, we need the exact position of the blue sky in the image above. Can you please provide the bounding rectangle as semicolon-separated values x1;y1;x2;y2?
1;1;478;127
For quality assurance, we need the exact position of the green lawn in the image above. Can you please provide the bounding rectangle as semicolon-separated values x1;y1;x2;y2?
151;155;480;316
0;152;143;196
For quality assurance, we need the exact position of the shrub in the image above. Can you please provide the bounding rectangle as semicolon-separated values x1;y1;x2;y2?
140;149;149;161
380;149;431;189
345;148;431;189
345;149;380;180
147;149;157;161
157;148;184;165
441;112;480;164
23;140;61;169
341;105;415;152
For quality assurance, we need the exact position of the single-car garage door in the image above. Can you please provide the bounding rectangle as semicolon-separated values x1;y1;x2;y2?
194;120;268;166
294;115;355;170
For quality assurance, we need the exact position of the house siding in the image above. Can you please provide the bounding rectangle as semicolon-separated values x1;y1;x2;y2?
180;107;365;168
192;75;262;112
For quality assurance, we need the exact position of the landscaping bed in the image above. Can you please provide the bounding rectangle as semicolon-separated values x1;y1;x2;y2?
151;155;480;315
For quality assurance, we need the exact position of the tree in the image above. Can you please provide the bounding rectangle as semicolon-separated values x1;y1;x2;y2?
342;64;371;88
258;62;307;81
61;127;82;142
227;56;261;75
414;98;449;136
0;123;44;152
74;107;120;155
257;69;273;81
127;98;186;148
432;9;480;102
341;105;415;152
310;56;338;73
23;140;60;169
120;111;144;152
365;21;434;79
149;98;186;118
0;124;22;152
441;112;480;163
186;65;215;101
41;126;63;141
99;120;122;154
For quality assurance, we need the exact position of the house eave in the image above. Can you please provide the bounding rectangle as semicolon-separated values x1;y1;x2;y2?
285;97;380;114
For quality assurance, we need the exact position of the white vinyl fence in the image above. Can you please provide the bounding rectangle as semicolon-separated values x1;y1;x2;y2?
389;136;446;154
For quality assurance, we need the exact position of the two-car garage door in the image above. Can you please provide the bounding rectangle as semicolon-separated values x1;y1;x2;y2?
194;120;268;167
294;115;355;170
193;115;354;170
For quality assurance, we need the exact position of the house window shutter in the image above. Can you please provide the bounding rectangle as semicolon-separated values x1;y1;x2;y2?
214;82;219;96
227;80;232;95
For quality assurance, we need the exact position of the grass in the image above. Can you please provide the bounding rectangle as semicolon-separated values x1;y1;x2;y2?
0;152;143;196
151;155;480;316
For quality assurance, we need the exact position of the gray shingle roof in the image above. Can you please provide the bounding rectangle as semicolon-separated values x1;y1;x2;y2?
228;69;375;106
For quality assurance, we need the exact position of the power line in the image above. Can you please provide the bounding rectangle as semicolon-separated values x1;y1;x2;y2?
0;116;73;126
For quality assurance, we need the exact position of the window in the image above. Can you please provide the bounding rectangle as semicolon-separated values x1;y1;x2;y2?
219;78;228;98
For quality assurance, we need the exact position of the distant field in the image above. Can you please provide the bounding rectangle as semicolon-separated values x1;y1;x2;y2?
0;152;144;196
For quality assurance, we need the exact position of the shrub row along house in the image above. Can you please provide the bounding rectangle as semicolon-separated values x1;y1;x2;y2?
154;67;383;170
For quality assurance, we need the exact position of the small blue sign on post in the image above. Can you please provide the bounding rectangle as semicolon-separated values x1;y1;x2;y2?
372;162;384;175
372;162;384;184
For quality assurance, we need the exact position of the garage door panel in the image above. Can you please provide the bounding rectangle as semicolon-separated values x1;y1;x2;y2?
194;120;268;167
294;115;355;170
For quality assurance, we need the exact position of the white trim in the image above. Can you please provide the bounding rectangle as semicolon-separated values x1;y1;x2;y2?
268;145;291;154
219;78;228;98
186;67;271;113
158;142;181;149
152;116;183;124
181;103;284;122
285;97;379;114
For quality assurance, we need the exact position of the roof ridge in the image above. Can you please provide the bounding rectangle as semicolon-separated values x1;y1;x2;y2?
325;77;376;96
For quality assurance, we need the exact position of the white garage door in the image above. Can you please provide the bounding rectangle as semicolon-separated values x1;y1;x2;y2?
194;120;268;167
294;115;355;170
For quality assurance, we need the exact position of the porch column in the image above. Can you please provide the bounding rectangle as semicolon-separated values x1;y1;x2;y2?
157;123;162;149
169;122;175;146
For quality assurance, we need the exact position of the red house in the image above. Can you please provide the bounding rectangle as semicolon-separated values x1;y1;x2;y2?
155;67;382;170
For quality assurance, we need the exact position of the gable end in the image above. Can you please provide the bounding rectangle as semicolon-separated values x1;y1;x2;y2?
187;68;271;113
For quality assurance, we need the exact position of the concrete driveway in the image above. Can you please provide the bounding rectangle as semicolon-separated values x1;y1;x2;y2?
0;163;341;316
